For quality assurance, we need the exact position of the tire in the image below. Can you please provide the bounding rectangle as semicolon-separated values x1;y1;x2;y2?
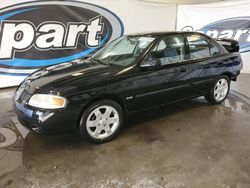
205;75;230;105
79;100;124;144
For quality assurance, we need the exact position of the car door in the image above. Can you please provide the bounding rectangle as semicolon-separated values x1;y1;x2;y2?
128;34;194;112
184;33;223;95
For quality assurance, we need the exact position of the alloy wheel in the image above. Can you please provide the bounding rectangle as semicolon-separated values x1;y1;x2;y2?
86;105;119;140
213;78;229;101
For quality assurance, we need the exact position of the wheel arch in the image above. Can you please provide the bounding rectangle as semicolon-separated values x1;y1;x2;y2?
220;72;233;80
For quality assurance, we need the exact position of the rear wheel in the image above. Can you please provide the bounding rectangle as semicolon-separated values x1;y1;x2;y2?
205;75;230;105
79;100;124;143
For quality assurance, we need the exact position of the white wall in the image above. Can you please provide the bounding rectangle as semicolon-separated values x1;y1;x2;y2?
93;0;178;34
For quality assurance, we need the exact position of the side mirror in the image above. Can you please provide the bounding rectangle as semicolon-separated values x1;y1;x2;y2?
140;59;161;70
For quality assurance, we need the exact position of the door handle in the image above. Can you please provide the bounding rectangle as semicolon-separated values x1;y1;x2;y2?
180;68;189;72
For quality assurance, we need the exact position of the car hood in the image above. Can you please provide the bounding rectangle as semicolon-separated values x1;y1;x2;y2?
21;60;124;95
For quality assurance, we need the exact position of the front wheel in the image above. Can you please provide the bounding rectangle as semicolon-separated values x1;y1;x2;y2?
79;100;124;143
205;75;230;105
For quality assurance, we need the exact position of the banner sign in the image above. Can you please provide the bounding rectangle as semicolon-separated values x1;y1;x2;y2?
0;1;124;87
177;0;250;73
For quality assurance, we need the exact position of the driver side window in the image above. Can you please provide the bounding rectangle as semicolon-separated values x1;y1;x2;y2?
145;35;186;66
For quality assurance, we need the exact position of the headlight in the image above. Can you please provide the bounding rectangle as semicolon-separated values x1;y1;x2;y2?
28;94;67;109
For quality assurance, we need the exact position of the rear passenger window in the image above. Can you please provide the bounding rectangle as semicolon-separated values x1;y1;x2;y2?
187;34;210;59
146;34;186;65
210;42;220;56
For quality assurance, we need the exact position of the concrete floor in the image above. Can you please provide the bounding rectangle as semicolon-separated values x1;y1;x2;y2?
0;75;250;188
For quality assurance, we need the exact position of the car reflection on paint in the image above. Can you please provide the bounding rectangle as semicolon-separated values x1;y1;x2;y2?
13;31;243;143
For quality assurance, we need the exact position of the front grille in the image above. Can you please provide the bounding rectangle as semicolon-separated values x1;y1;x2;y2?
15;85;31;102
19;90;29;101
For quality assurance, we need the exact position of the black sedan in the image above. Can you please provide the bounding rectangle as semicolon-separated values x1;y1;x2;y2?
13;31;243;143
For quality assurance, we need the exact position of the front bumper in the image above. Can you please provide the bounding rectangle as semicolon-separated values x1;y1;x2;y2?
13;97;81;134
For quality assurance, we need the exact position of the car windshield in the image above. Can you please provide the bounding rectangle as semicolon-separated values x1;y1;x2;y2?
92;36;156;66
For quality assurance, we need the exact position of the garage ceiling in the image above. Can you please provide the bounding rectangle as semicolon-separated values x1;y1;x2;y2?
141;0;231;5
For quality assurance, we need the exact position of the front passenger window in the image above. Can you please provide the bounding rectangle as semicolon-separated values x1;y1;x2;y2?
145;35;186;66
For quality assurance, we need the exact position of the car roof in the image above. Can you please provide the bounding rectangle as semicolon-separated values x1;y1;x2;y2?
126;31;200;37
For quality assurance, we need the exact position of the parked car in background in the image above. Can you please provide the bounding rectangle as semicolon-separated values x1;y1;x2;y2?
13;32;242;143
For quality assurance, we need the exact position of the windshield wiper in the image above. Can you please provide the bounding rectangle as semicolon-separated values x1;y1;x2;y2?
93;59;113;66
